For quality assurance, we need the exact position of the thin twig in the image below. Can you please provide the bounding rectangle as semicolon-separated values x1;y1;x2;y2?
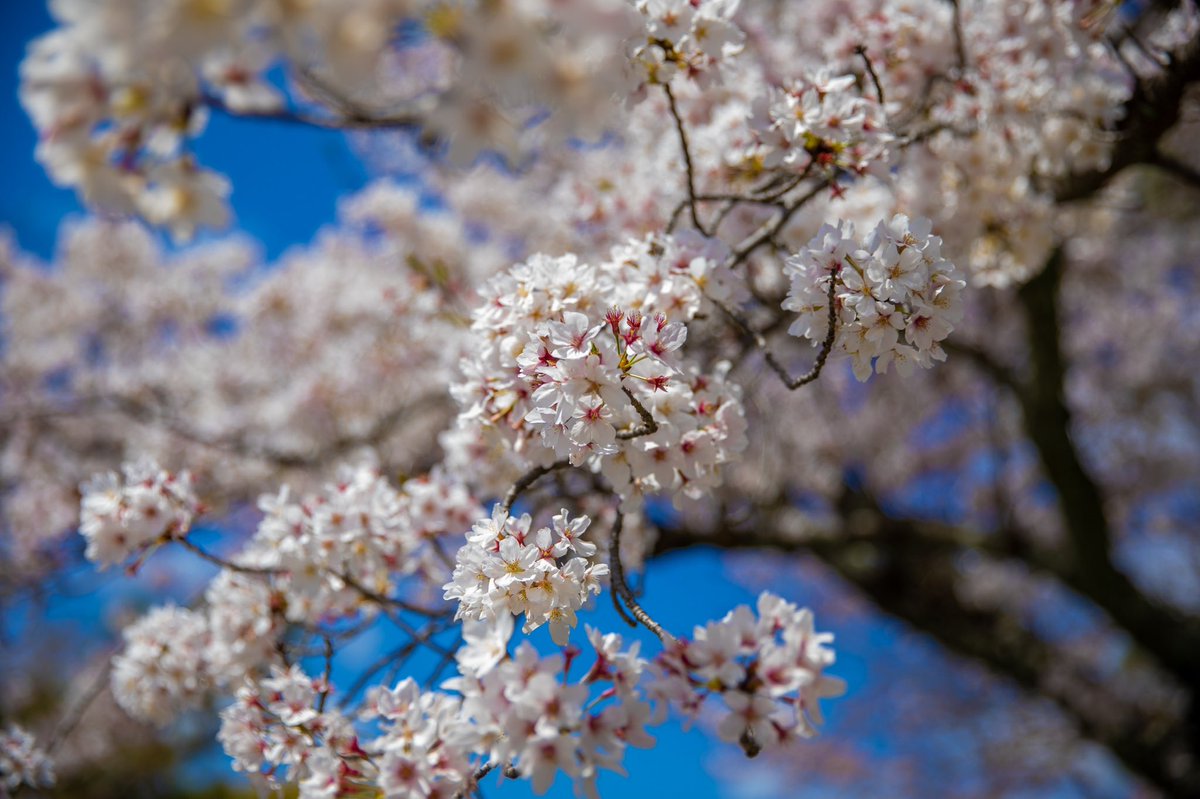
663;84;710;236
725;179;830;271
708;272;838;391
177;536;278;576
45;658;112;754
948;0;968;72
335;571;450;619
855;45;886;105
456;760;515;799
202;92;421;131
499;459;570;515
317;633;334;713
340;639;426;709
609;510;674;644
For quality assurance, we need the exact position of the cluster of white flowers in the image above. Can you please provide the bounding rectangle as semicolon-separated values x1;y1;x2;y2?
218;663;357;794
653;592;845;752
111;604;212;726
445;235;748;505
783;214;965;381
356;677;475;799
19;0;648;236
203;568;285;685
241;463;482;622
629;0;745;86
445;627;658;798
216;623;658;799
78;457;199;567
444;508;608;646
98;461;483;724
747;70;893;179
0;725;55;796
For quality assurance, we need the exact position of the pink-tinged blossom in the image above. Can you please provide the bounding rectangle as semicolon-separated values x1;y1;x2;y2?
652;592;844;752
445;510;608;645
783;215;965;381
78;458;199;568
0;725;55;794
111;604;212;726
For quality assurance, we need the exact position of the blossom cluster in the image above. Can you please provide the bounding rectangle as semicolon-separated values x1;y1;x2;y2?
218;663;358;794
111;604;212;726
653;592;845;753
244;463;483;622
103;462;483;724
19;0;645;238
445;235;748;505
444;508;608;645
81;452;846;797
746;70;894;179
783;214;965;381
444;626;658;798
78;457;200;568
214;622;659;799
629;0;745;86
0;725;55;796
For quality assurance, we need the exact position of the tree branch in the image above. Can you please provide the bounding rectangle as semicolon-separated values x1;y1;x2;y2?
708;273;838;390
1013;248;1200;692
663;84;710;237
610;510;674;644
1052;32;1200;202
651;500;1200;796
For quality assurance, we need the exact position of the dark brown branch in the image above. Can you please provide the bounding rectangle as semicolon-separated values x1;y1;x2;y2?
499;459;570;515
663;84;710;237
1150;149;1200;191
1015;249;1200;689
708;274;838;390
1053;32;1200;202
616;386;659;441
651;502;1200;796
948;0;968;72
610;510;674;643
855;45;886;105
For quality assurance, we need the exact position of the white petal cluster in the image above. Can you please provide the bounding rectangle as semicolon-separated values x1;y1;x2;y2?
445;629;658;798
242;464;484;623
218;664;356;794
359;678;475;799
223;460;484;628
446;235;747;504
0;725;55;795
783;214;965;381
629;0;745;86
19;0;645;234
653;592;845;751
748;70;893;178
216;630;657;799
78;458;199;567
204;568;285;683
444;508;608;646
111;605;212;726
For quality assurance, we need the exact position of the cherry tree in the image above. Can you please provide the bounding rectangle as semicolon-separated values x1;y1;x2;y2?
2;0;1200;796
